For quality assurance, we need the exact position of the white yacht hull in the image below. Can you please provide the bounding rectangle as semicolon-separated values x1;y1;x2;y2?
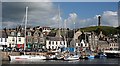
64;55;79;61
9;55;46;61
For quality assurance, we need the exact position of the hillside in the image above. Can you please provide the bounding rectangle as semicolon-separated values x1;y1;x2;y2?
80;26;119;36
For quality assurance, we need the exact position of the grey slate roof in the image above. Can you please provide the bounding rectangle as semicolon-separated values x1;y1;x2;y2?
97;40;109;45
0;30;8;38
46;36;64;41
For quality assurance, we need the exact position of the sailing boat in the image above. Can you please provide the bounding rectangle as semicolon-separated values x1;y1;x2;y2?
63;13;80;61
9;7;46;61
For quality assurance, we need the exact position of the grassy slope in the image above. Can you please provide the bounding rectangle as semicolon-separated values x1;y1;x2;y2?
80;26;119;36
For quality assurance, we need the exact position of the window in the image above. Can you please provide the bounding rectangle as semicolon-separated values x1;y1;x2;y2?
56;42;57;45
28;39;31;42
52;42;54;45
49;41;51;44
11;32;14;36
5;38;7;42
19;38;21;42
17;32;21;36
28;32;31;36
34;38;38;43
40;38;44;43
1;38;2;42
114;44;116;46
85;44;87;46
12;38;14;41
110;44;111;46
52;46;54;49
64;41;66;45
49;46;51;49
35;32;39;36
60;42;62;45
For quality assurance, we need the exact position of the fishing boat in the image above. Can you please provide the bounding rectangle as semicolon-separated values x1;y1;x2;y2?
9;7;46;61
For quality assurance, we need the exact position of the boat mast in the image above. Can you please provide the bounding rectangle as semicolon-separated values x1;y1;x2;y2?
73;18;75;49
58;5;61;38
24;7;28;54
64;19;67;44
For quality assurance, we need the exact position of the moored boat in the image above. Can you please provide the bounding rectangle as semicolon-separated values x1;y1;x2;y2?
9;55;46;61
87;55;95;59
64;54;79;61
9;7;46;61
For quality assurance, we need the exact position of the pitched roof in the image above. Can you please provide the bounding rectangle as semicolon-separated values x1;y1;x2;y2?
97;40;109;45
46;36;63;41
0;30;8;38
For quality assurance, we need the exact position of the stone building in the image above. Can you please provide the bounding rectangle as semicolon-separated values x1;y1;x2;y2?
88;32;98;51
0;30;8;50
97;40;109;51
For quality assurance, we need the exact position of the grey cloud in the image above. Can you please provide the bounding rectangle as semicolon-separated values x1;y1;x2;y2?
2;2;58;28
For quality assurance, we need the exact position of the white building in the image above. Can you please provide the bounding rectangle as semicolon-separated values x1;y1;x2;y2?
7;36;25;48
6;29;25;49
7;31;25;48
46;37;67;51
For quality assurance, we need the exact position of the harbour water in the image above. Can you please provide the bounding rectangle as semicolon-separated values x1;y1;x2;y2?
2;58;120;64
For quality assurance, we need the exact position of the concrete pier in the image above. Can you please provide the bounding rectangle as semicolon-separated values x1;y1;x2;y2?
1;52;20;61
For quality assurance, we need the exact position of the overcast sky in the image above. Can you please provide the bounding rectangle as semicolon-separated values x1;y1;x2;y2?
1;1;118;29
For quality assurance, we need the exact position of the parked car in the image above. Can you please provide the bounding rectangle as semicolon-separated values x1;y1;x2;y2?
4;47;12;52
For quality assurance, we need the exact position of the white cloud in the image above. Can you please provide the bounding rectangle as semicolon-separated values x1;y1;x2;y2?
65;13;78;29
51;14;62;22
101;11;118;27
69;13;77;19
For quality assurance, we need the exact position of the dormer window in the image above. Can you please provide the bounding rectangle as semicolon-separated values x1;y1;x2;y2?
28;32;31;36
17;32;21;36
11;32;14;36
34;31;39;36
